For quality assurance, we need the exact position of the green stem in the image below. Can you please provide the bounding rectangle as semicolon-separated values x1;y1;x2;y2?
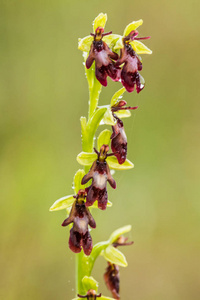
75;63;102;295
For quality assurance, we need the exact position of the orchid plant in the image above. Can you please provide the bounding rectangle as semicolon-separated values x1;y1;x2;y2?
50;13;152;300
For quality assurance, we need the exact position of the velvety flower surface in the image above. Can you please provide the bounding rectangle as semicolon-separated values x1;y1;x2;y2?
111;101;137;164
104;236;133;299
104;263;120;300
114;20;152;93
81;145;116;210
86;27;120;87
77;289;101;299
62;189;96;256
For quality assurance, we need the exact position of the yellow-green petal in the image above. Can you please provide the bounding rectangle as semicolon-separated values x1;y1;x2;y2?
106;156;134;170
93;13;107;32
49;195;75;211
78;36;93;52
115;110;131;119
103;34;121;49
130;40;152;54
73;169;86;194
102;107;116;126
123;19;143;37
101;245;128;267
109;225;132;244
77;152;96;166
97;129;112;151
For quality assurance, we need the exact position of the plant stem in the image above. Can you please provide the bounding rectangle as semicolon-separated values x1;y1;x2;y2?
75;64;102;295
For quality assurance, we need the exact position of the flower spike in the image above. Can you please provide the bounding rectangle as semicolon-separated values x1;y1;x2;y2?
62;189;96;256
81;145;116;210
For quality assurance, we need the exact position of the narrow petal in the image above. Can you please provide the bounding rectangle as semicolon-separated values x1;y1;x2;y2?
78;36;93;52
93;13;107;32
123;19;143;37
130;40;152;54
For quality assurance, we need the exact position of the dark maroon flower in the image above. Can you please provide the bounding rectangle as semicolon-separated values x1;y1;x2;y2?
86;27;120;87
77;289;101;299
81;145;116;210
111;101;138;164
104;262;120;300
116;30;150;93
104;236;133;299
62;189;96;256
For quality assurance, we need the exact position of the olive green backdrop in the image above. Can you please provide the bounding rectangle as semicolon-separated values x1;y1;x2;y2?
0;0;200;299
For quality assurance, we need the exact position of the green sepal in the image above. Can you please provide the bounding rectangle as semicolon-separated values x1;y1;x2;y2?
113;36;123;50
103;34;121;49
93;13;107;32
115;110;131;119
123;19;143;37
102;107;116;126
73;169;86;194
97;129;112;151
130;40;152;55
78;36;93;52
109;225;132;244
77;152;96;166
111;87;126;106
82;276;98;293
107;156;134;170
101;245;128;267
49;195;75;211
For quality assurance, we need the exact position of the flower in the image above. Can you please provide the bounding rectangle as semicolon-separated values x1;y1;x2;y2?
104;236;133;299
62;189;96;256
114;19;152;93
81;145;116;210
78;13;121;87
111;101;138;164
77;289;101;299
104;263;120;300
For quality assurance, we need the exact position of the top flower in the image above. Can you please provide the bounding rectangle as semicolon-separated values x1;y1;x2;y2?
79;13;120;87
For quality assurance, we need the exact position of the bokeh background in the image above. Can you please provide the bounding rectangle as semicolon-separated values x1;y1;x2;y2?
1;0;200;299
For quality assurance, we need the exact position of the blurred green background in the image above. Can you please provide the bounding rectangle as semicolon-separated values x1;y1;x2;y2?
1;0;200;299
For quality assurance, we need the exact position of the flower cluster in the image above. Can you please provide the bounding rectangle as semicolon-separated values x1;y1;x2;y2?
78;13;152;93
